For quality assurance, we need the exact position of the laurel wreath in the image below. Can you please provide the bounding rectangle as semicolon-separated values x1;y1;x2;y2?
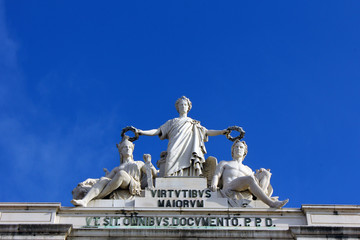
226;126;245;142
121;126;139;142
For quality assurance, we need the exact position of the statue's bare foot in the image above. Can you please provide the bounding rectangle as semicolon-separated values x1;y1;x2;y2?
271;199;289;209
71;199;87;207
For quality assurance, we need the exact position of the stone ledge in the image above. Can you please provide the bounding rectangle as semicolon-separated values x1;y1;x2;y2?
0;203;61;210
60;205;303;214
0;224;72;236
61;206;300;213
289;226;360;238
302;204;360;210
69;227;293;239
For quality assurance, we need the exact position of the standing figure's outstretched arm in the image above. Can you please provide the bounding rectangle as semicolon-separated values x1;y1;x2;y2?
206;129;229;136
137;128;160;136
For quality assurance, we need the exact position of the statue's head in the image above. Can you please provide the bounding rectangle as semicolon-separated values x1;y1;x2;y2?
175;96;192;114
231;140;248;159
117;136;135;161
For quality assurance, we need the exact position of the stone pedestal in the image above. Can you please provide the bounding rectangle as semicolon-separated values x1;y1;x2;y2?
77;177;269;209
135;177;228;208
155;176;207;189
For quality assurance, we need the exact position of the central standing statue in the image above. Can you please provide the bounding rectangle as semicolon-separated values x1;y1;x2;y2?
137;96;228;177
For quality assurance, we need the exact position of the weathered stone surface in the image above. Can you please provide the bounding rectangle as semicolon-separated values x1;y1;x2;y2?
1;203;360;239
155;177;207;189
0;224;72;240
86;199;135;208
289;226;360;239
68;227;294;239
302;204;360;227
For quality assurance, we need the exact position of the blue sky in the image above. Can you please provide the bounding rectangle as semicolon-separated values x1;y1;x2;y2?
0;1;359;208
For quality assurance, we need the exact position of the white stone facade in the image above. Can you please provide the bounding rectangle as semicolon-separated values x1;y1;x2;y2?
1;203;360;239
1;178;360;239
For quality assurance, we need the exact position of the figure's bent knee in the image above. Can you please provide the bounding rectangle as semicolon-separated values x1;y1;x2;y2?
115;170;130;181
117;170;128;176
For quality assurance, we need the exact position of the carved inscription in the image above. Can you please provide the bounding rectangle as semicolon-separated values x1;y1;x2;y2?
150;189;212;208
84;215;274;228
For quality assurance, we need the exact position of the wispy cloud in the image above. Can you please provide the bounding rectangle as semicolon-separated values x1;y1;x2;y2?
0;109;119;202
0;0;21;107
0;2;121;203
0;1;17;70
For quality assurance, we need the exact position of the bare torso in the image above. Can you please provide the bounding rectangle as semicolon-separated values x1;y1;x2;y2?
220;160;254;189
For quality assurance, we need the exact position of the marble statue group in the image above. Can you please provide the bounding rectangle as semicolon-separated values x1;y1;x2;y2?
72;96;288;208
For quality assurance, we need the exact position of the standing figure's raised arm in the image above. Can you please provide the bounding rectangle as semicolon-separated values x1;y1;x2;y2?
206;129;229;137
137;128;161;136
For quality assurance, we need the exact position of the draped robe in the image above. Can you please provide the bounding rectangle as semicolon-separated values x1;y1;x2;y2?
159;117;208;176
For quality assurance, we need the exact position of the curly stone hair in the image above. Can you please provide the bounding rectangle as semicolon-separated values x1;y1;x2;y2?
231;140;248;159
175;96;192;113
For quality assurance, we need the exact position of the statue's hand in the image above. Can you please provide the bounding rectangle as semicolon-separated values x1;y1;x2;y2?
223;129;230;135
136;128;143;135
